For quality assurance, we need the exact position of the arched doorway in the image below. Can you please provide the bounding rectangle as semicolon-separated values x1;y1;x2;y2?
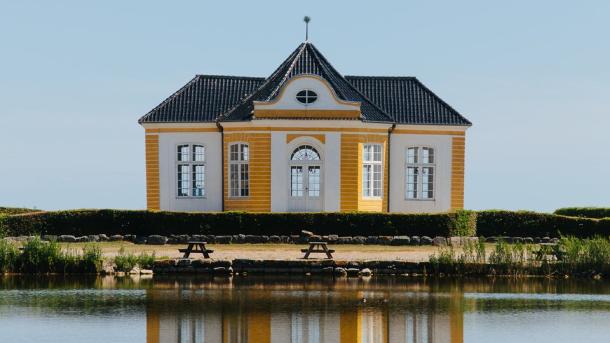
288;144;323;212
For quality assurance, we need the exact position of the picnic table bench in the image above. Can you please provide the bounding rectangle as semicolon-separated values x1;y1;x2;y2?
179;241;214;259
301;242;335;259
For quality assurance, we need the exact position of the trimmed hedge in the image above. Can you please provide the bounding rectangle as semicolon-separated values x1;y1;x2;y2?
0;207;40;215
0;209;477;238
477;210;610;238
554;207;610;219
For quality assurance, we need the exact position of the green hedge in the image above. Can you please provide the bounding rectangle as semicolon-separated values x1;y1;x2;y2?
554;207;610;219
0;209;477;238
477;210;610;238
0;207;40;215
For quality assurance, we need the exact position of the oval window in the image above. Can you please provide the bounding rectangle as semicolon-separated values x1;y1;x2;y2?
296;90;317;104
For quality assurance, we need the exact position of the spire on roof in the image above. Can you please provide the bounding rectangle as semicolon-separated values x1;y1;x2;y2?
304;16;310;41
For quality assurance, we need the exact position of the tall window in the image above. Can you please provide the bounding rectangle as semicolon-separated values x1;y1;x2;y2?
229;143;249;197
362;144;383;198
176;144;205;197
406;147;434;199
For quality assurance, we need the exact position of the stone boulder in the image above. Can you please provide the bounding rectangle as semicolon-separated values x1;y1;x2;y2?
109;235;124;241
147;235;168;245
432;237;447;246
58;235;77;243
391;236;411;246
134;236;148;244
420;236;433;245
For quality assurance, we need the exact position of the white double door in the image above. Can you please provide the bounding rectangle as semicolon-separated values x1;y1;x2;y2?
288;163;323;212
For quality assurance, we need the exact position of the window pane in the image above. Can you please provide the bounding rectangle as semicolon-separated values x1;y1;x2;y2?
177;164;190;196
241;144;249;161
193;145;205;162
373;144;382;162
407;148;418;164
308;166;320;197
363;145;372;162
230;164;239;197
177;145;190;162
363;164;371;197
230;144;239;161
422;167;434;199
406;167;418;199
192;165;205;197
373;164;382;197
422;147;434;164
291;166;304;197
240;164;249;196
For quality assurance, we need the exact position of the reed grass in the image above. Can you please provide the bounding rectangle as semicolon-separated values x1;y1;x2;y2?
429;236;610;278
113;247;155;272
0;237;104;274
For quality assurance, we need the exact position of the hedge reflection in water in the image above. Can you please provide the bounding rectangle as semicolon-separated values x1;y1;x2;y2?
1;276;610;343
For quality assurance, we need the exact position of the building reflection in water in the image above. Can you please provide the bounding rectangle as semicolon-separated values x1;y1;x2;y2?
146;278;464;343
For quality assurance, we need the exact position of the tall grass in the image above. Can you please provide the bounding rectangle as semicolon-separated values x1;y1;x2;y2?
113;247;155;272
0;237;104;274
429;236;610;278
0;239;19;272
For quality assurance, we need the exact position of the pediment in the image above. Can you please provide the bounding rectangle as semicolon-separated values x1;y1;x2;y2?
253;75;361;119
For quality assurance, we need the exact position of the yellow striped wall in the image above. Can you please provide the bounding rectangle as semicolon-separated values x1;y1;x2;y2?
286;133;326;144
451;136;465;210
223;133;271;212
340;134;388;212
145;134;160;210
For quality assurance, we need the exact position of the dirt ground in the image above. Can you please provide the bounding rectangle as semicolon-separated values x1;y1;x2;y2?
59;242;441;262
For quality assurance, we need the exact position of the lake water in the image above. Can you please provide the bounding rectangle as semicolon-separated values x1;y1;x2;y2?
0;276;609;342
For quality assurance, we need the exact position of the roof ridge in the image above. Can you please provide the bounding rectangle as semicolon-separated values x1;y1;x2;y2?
138;75;201;124
194;74;266;80
307;44;394;122
265;43;309;101
345;75;417;80
217;43;306;121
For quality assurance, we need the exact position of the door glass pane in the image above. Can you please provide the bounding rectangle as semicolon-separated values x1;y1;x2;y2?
308;166;320;197
291;166;304;197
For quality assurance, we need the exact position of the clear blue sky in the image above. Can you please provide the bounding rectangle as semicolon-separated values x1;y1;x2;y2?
1;1;609;212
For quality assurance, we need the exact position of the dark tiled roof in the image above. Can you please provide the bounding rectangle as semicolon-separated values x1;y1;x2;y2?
346;76;471;126
138;43;471;126
220;42;393;123
138;75;264;123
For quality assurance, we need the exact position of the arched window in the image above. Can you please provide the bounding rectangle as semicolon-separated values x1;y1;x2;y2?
176;144;205;197
406;147;435;199
229;143;249;197
290;145;320;161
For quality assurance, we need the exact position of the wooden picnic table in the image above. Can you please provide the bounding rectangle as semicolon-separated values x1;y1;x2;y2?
301;241;335;259
179;241;214;259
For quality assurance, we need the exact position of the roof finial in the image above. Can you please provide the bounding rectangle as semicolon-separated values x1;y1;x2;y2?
303;16;311;41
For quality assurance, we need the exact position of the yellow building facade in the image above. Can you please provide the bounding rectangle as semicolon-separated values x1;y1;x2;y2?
139;43;471;213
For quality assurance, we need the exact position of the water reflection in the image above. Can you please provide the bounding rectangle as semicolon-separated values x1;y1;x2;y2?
1;276;610;343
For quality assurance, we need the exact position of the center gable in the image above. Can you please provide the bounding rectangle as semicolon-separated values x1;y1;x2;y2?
253;75;361;119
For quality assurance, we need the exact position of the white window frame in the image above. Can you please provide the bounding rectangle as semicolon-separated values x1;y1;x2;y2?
229;142;250;198
362;143;383;199
405;146;436;200
176;144;206;198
